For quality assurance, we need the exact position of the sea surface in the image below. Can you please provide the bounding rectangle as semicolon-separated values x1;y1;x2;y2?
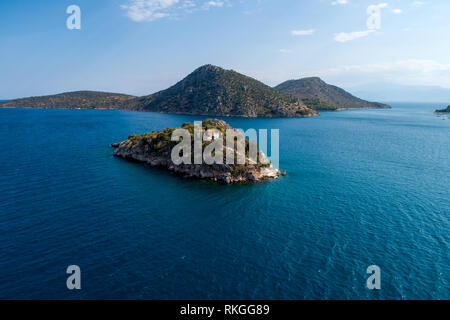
0;103;448;299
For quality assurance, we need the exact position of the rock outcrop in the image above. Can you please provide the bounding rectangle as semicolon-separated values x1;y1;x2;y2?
112;119;282;184
435;105;450;113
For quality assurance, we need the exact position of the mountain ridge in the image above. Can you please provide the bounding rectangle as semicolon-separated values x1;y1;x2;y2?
0;65;317;118
0;91;136;110
129;64;316;117
275;77;390;110
1;65;389;116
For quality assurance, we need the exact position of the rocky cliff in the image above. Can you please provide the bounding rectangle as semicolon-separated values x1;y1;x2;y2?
112;119;283;184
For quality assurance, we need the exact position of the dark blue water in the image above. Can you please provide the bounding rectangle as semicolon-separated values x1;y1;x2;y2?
0;104;448;299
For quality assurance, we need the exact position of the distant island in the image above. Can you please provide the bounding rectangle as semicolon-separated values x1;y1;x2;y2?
0;64;390;117
112;119;282;184
435;105;450;113
0;91;135;110
275;77;391;111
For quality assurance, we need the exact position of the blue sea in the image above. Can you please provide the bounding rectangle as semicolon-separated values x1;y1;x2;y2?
0;104;448;299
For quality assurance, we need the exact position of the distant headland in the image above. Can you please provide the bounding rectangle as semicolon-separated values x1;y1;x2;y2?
435;105;450;113
275;77;391;111
0;64;390;117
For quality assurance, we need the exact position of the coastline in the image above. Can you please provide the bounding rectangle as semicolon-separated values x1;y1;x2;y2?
0;105;396;116
111;119;283;184
0;105;319;118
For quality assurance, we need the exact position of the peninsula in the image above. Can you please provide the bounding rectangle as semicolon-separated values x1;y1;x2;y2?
0;65;316;118
275;77;391;111
0;91;135;110
0;64;390;116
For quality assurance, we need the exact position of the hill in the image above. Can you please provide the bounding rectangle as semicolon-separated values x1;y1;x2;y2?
275;77;390;110
131;65;316;117
0;91;136;109
0;65;317;117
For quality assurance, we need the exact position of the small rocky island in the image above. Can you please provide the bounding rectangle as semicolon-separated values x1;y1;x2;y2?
435;105;450;113
112;119;282;184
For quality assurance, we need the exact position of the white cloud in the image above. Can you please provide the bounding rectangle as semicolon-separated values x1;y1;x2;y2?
121;0;180;22
291;29;315;36
334;30;374;43
180;0;196;8
392;9;403;14
412;1;425;8
122;0;227;22
279;49;293;54
323;59;450;87
329;60;450;73
232;59;450;89
332;0;348;5
203;1;224;9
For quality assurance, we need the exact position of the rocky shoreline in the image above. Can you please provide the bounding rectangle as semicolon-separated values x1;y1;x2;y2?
435;105;450;113
112;119;283;184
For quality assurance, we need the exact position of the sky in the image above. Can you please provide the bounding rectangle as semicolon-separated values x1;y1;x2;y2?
1;0;450;99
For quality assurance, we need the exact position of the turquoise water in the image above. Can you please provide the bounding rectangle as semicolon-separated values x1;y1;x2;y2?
0;104;448;299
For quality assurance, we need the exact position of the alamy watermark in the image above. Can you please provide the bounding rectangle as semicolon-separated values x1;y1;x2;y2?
366;265;381;290
64;264;381;291
170;121;280;169
66;265;81;290
66;5;81;30
367;4;386;30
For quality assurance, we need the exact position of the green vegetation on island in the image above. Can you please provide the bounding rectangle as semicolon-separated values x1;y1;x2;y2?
0;65;391;116
275;77;390;110
132;65;317;117
300;98;337;111
0;65;317;118
112;119;281;184
0;91;136;110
